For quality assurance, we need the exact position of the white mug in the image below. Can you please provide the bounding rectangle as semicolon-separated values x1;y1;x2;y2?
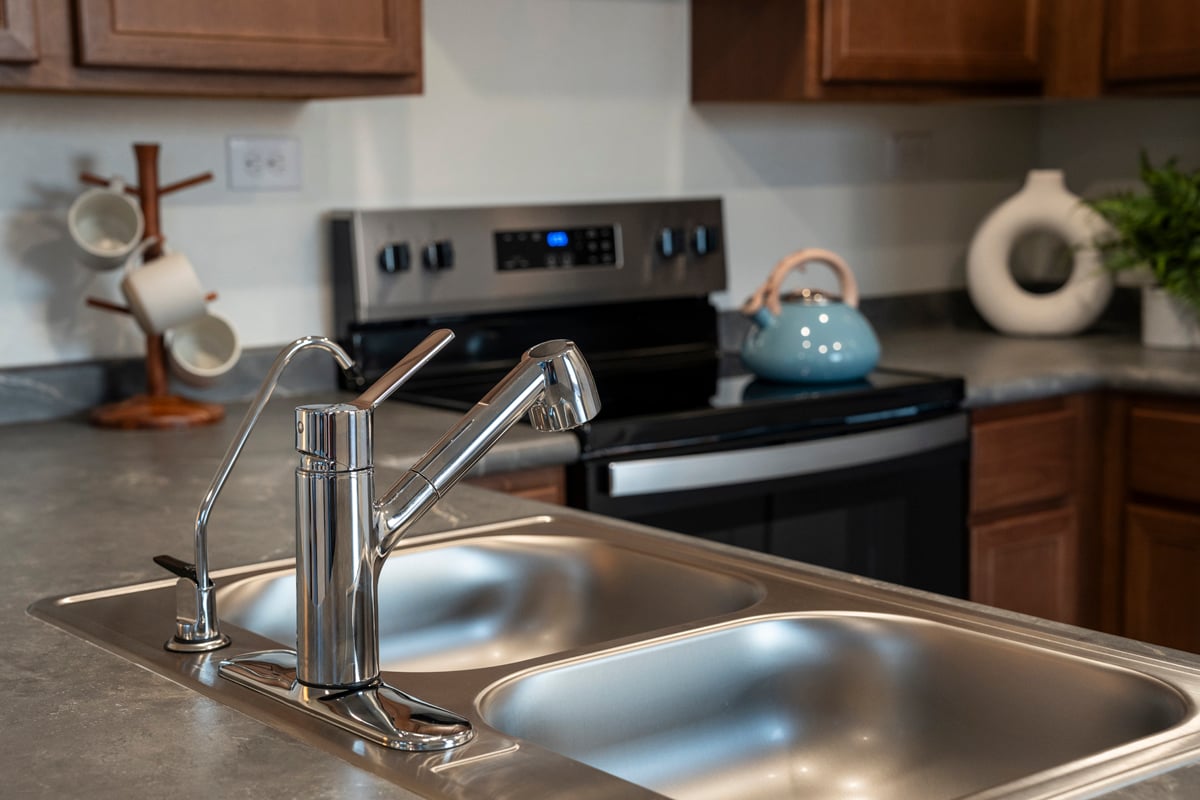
165;311;242;387
119;239;207;335
68;180;146;271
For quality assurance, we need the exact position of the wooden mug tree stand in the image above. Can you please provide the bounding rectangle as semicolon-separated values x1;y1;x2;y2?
83;142;225;429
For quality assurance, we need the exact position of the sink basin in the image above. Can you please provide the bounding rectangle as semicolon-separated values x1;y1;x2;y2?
480;613;1189;800
220;530;763;671
30;513;1200;799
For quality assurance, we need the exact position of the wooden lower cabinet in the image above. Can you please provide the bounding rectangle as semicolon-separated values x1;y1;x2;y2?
1123;504;1200;652
968;394;1099;627
972;506;1079;623
1107;395;1200;652
465;465;566;506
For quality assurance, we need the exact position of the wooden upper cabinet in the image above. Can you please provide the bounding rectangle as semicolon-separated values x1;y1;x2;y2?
0;0;38;63
692;0;1200;101
1104;0;1200;84
74;0;419;77
821;0;1043;85
692;0;1048;102
0;0;421;97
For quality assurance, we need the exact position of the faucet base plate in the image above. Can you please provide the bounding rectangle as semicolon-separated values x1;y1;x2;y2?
218;649;474;751
164;633;231;653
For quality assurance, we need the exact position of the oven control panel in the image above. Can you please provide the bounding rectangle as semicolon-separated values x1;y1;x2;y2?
332;198;727;326
495;225;619;271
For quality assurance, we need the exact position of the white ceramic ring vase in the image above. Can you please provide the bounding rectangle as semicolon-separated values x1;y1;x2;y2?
967;170;1113;337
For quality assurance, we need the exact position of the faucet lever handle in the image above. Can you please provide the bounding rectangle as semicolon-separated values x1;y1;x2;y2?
154;554;199;585
350;329;455;411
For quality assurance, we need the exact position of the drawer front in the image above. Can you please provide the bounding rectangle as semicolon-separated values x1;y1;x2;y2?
1129;406;1200;506
971;405;1074;515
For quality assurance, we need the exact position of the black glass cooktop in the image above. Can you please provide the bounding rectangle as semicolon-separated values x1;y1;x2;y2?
346;298;963;458
396;351;964;459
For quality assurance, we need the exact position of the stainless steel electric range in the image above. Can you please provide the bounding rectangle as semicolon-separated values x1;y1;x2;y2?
331;198;970;598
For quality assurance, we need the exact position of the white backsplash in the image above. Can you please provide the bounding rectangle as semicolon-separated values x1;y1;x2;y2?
0;0;1196;370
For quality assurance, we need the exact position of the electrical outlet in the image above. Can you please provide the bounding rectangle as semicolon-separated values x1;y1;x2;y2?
886;131;933;179
226;135;302;191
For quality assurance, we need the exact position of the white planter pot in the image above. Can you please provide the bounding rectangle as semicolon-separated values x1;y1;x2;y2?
1142;286;1200;350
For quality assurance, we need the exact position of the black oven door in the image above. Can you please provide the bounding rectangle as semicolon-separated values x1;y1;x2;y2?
571;414;970;599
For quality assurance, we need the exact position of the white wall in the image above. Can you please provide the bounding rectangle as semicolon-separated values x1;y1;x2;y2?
1038;98;1200;197
11;0;1189;371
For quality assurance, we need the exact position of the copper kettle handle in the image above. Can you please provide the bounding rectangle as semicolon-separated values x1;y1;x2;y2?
741;248;860;317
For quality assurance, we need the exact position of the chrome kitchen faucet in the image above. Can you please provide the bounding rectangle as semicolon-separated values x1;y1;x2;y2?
216;329;600;750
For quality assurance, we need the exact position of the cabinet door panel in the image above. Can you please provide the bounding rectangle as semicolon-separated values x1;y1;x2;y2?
75;0;419;76
0;0;37;63
1106;0;1200;82
971;506;1078;624
465;466;566;506
1124;504;1200;653
1129;405;1200;505
821;0;1043;84
970;404;1074;515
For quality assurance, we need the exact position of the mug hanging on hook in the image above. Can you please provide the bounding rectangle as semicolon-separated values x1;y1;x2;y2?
119;238;209;336
68;179;145;271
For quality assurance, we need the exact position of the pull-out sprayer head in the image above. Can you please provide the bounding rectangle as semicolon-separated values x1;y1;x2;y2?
524;339;601;432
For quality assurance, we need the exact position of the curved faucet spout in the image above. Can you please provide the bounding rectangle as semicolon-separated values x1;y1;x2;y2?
375;339;600;558
157;335;355;653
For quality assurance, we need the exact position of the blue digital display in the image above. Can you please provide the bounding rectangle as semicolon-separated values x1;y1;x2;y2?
546;230;569;248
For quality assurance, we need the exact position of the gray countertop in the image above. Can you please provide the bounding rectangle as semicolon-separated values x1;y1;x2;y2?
6;330;1200;798
876;328;1200;407
0;398;574;800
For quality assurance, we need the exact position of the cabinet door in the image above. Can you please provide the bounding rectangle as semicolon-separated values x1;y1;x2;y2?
74;0;419;76
465;466;566;506
972;507;1079;624
821;0;1044;84
1106;0;1200;83
1128;403;1200;505
970;400;1075;516
0;0;37;63
1124;504;1200;652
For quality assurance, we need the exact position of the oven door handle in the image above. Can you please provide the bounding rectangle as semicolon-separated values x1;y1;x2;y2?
606;413;967;498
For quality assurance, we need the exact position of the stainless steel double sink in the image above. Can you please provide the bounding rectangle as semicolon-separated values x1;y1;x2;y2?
31;513;1200;799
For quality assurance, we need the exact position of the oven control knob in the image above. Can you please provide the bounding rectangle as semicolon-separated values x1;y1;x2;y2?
656;227;685;259
691;225;721;257
423;240;455;271
377;242;411;274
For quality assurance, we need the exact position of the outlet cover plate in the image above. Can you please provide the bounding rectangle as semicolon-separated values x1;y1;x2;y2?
886;131;933;180
227;135;302;191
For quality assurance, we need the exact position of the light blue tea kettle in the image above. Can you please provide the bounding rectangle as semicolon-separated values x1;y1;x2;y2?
740;248;880;384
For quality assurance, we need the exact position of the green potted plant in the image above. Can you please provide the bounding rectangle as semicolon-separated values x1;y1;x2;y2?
1088;152;1200;349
